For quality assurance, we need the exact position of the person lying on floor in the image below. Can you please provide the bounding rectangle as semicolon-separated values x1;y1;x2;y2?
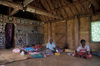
32;44;40;52
46;39;56;55
24;44;39;52
20;45;28;55
74;39;92;59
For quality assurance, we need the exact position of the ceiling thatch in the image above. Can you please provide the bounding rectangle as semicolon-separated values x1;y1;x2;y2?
0;0;100;22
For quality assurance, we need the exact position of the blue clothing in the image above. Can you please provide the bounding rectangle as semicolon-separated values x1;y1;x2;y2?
24;47;33;52
46;42;56;50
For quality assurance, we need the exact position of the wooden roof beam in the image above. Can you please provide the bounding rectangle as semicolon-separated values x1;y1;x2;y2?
0;0;23;9
45;19;65;23
46;13;100;23
0;0;61;19
9;8;19;16
26;6;61;19
49;0;87;12
23;0;35;7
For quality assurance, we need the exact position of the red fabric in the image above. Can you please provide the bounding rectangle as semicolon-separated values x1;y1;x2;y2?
80;49;87;52
86;54;92;59
78;52;86;55
35;45;42;48
74;52;92;59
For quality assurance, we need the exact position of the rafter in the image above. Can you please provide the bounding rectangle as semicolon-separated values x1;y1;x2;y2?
59;0;69;18
9;8;19;16
45;13;100;23
23;0;35;7
0;0;61;19
49;0;87;12
0;0;23;9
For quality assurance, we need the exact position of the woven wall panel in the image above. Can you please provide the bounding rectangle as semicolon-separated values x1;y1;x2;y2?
80;17;90;44
54;22;66;47
43;23;48;45
67;20;74;49
16;24;44;47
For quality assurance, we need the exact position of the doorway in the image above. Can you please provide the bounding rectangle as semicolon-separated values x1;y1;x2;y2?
5;23;15;49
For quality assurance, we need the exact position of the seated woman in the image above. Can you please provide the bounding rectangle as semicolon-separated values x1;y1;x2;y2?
74;39;92;59
46;39;56;55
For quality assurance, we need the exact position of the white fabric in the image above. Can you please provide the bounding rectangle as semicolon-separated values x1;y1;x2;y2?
77;44;90;52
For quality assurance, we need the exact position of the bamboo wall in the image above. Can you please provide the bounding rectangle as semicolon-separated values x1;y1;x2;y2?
44;15;100;51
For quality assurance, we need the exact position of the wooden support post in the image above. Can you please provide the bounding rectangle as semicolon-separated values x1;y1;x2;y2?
65;20;68;49
48;22;52;41
14;24;16;48
43;23;48;46
50;22;52;38
89;16;92;43
48;22;50;42
74;16;80;49
8;8;12;15
77;16;80;45
72;17;75;49
89;16;92;51
52;23;56;44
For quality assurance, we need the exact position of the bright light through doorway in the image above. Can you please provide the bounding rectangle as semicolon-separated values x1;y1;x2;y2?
91;21;100;42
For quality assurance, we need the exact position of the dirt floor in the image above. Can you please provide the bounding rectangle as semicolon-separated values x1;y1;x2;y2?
5;53;100;66
0;49;27;65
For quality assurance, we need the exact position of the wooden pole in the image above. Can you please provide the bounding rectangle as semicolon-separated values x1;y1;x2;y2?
89;16;92;51
72;17;75;49
74;16;80;49
77;16;80;47
65;20;68;49
47;22;49;42
89;16;92;43
14;24;16;48
50;22;52;38
47;22;52;42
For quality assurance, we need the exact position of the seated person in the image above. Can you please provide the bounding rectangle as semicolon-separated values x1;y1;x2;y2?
46;39;56;53
74;39;92;59
32;44;39;52
19;45;28;54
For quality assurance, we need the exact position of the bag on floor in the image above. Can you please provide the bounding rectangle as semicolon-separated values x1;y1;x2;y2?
12;48;20;53
92;52;100;56
20;51;24;56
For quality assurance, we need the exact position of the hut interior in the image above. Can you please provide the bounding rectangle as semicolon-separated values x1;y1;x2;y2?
0;0;100;66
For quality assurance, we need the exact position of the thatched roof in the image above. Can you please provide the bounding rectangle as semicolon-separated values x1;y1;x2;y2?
0;0;100;22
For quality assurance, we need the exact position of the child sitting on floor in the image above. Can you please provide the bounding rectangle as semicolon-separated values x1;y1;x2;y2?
74;39;92;59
